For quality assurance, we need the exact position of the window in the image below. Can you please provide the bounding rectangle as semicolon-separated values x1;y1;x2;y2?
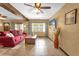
15;24;23;31
32;23;45;32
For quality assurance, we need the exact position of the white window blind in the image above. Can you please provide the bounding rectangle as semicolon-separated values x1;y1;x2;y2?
32;23;45;32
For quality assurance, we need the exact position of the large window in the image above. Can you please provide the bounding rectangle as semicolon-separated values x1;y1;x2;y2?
15;24;23;31
32;23;45;32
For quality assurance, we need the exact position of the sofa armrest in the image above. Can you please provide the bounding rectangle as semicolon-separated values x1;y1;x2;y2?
0;36;15;47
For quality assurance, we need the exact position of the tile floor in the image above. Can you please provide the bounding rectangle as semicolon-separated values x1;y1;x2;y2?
0;37;66;56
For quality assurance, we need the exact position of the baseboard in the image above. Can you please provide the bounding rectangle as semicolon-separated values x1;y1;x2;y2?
48;36;69;56
59;47;69;56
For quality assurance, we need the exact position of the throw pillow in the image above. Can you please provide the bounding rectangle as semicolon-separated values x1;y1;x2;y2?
6;33;14;37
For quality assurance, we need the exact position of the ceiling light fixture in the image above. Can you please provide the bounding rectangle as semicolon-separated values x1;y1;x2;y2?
35;3;41;9
32;8;41;14
24;3;51;14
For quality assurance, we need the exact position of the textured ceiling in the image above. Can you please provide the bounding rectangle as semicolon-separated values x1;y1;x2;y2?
11;3;65;20
0;3;65;20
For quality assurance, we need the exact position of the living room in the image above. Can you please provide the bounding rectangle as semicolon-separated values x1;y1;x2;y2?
0;3;79;56
0;3;66;56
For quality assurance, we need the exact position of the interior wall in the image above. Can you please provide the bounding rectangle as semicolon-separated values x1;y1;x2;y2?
23;22;29;33
50;3;79;55
0;19;4;31
29;20;48;37
2;19;29;33
10;21;29;33
48;25;55;41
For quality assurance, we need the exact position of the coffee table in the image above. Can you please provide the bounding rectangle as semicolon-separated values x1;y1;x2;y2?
25;35;37;44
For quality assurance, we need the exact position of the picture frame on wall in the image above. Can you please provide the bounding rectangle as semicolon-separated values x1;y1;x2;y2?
65;9;77;25
49;18;57;29
3;22;10;31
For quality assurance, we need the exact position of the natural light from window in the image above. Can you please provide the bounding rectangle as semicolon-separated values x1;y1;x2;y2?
32;23;45;32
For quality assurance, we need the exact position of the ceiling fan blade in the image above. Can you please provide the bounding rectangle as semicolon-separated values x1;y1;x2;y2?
38;9;44;13
41;6;51;9
40;9;44;13
24;3;35;8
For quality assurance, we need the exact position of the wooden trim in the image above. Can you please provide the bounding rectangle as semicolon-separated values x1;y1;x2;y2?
0;3;17;15
2;19;26;23
59;47;69;56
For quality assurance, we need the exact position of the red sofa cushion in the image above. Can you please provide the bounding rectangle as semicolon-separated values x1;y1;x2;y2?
10;30;19;36
4;31;9;34
23;32;27;35
0;36;15;47
0;32;6;36
17;30;23;35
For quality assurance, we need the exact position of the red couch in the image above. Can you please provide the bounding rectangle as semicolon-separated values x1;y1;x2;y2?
0;30;26;47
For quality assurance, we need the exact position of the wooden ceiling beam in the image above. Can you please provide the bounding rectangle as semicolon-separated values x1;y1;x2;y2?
0;3;29;21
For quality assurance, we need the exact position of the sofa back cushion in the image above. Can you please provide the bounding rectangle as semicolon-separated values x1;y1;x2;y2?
4;31;9;34
10;30;19;36
23;32;27;36
0;32;6;36
17;30;23;35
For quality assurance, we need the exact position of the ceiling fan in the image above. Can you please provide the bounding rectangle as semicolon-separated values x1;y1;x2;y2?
24;3;51;14
0;14;7;18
